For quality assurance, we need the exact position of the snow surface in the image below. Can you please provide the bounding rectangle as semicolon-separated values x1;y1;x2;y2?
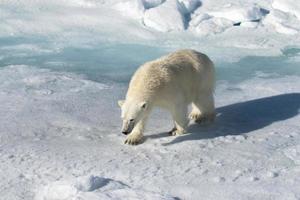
143;0;186;32
273;0;300;20
1;0;300;200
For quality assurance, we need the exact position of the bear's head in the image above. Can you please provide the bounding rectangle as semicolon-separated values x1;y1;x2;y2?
118;99;148;135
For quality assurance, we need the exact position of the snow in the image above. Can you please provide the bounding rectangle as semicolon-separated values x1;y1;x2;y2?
142;0;165;9
113;0;145;19
36;176;175;200
191;17;233;36
273;0;300;19
0;0;299;51
1;62;300;199
143;0;186;32
263;9;300;35
1;0;300;200
205;5;264;23
177;0;201;14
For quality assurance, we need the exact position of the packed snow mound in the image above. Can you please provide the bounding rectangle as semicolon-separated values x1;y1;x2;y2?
141;0;202;32
273;0;300;19
263;9;300;35
188;2;270;35
143;0;186;32
191;17;233;35
35;175;176;200
112;0;145;19
110;0;300;36
0;0;300;44
177;0;201;14
142;0;166;9
205;5;263;23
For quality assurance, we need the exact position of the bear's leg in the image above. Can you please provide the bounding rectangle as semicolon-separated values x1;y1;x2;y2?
169;105;188;136
189;103;202;122
190;93;215;124
124;118;146;145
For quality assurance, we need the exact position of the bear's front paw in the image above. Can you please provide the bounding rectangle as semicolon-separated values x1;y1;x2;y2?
124;132;143;145
168;127;186;136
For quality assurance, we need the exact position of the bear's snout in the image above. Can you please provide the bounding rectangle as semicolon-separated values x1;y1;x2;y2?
121;121;135;135
122;131;129;135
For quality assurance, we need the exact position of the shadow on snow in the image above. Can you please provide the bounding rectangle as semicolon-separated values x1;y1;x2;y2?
157;93;300;145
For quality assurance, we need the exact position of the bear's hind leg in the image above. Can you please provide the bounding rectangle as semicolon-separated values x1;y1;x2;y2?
190;93;215;124
189;103;202;122
169;105;188;136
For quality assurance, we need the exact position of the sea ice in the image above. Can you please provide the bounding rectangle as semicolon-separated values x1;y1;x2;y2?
143;0;186;32
0;1;300;200
272;0;300;19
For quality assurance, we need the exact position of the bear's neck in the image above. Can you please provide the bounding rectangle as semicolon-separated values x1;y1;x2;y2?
126;89;156;103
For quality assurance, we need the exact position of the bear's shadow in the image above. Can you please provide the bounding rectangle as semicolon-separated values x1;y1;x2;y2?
149;93;300;145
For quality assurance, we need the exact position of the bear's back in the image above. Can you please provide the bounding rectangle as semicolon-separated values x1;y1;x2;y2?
127;49;214;101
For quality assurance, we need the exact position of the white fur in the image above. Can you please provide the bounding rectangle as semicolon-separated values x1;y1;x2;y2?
119;49;215;145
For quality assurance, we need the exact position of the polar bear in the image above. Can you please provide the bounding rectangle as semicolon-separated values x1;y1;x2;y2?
118;49;215;145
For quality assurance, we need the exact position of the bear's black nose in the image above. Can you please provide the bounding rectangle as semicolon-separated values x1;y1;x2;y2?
122;131;128;135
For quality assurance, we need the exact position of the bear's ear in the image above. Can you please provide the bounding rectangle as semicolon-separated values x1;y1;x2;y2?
118;100;124;107
140;102;147;109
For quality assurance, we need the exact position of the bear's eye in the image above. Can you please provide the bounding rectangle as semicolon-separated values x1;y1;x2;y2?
129;119;134;122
